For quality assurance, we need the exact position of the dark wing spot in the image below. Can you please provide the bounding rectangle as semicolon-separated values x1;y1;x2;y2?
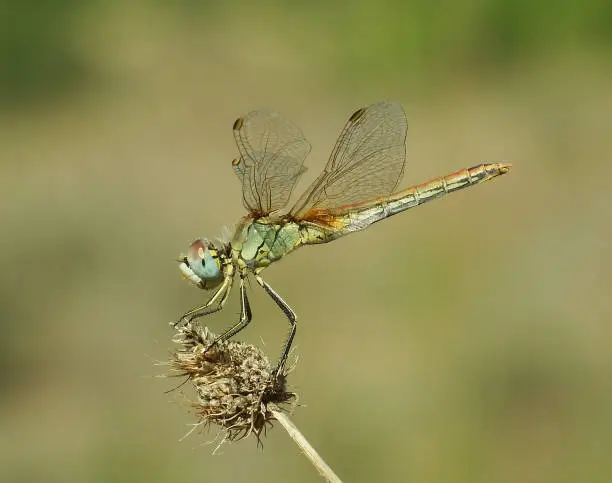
349;107;366;123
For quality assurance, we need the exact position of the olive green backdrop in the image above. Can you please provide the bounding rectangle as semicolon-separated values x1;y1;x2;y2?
1;2;611;482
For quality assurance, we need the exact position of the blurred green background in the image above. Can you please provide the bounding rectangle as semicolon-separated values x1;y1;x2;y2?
1;1;611;482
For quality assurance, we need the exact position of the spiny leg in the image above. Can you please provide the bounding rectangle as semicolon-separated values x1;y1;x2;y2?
255;274;296;377
173;275;233;327
208;275;252;348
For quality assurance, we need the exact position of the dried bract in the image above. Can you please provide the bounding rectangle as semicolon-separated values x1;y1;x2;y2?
168;323;296;444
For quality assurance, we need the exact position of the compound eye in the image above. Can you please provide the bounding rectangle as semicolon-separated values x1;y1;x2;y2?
187;239;208;266
186;239;221;282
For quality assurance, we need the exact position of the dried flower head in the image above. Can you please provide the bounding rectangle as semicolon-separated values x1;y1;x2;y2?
167;322;297;445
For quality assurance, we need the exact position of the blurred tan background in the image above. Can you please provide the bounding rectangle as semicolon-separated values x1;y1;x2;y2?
1;2;611;482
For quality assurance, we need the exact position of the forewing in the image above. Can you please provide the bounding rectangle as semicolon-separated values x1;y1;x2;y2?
232;109;311;215
291;100;407;217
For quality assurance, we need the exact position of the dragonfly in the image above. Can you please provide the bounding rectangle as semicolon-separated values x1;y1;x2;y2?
176;100;510;376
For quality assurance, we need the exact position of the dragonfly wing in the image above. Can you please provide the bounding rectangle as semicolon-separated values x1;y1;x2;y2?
291;100;407;218
232;109;311;215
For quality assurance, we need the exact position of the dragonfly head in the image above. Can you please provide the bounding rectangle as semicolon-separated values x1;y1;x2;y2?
178;239;224;290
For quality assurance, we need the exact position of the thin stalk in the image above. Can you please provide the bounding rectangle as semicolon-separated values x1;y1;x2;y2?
271;407;342;483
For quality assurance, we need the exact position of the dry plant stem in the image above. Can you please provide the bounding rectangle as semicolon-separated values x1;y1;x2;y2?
271;407;342;483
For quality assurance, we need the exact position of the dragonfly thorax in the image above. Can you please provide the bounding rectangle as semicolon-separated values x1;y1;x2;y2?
179;238;228;290
231;216;308;272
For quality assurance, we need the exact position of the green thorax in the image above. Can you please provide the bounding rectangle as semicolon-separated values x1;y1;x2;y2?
231;216;305;272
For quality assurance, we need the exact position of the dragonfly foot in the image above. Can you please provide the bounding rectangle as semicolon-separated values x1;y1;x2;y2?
171;315;189;329
172;311;201;329
203;341;218;355
272;363;286;381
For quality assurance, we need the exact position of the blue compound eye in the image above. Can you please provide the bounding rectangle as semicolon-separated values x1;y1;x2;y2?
186;239;222;282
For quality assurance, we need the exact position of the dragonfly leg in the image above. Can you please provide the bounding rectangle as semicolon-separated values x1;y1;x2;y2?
255;274;296;377
173;275;233;327
209;276;252;347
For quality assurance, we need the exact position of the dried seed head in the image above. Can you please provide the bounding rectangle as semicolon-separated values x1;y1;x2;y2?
167;322;297;445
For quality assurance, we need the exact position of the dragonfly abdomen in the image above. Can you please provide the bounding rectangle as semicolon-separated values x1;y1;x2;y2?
391;162;511;211
311;162;511;237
